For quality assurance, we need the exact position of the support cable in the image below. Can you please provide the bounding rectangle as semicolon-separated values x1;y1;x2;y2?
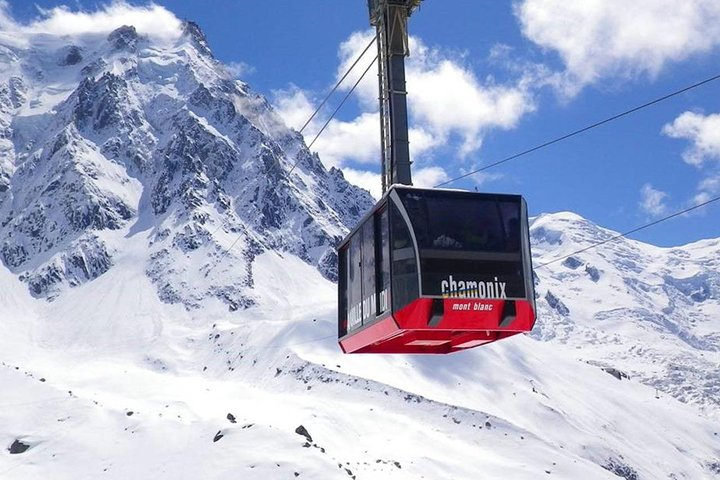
434;72;720;188
205;52;378;277
298;36;376;135
307;55;378;150
535;194;720;269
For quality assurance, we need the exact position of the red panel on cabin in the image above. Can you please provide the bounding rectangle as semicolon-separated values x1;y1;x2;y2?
339;297;536;354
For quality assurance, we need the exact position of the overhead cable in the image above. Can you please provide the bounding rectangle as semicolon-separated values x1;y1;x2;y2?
535;194;720;269
298;36;376;134
434;72;720;188
205;46;378;276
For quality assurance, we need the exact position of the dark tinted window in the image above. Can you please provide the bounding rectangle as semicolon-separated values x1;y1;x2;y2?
361;220;376;324
338;247;348;337
377;208;390;314
390;202;419;311
396;188;527;299
397;189;521;253
347;234;363;330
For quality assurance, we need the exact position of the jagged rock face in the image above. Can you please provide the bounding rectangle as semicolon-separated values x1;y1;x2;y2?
0;23;373;304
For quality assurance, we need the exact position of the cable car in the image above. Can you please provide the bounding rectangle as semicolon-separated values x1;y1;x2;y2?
336;0;535;353
338;185;536;354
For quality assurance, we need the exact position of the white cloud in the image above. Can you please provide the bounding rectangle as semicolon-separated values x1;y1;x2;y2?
272;87;317;133
311;112;381;168
274;30;537;193
339;165;450;201
662;111;720;166
661;111;720;208
333;30;536;160
516;0;720;91
408;126;441;161
692;175;720;206
698;176;720;195
335;31;380;111
409;59;534;157
462;170;504;189
226;61;255;79
639;184;669;217
0;1;183;45
413;166;450;189
342;167;382;200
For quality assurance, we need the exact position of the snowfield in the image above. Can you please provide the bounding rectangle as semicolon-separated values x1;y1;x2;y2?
1;218;719;479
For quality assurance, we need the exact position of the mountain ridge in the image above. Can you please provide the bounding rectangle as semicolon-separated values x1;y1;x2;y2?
0;21;373;307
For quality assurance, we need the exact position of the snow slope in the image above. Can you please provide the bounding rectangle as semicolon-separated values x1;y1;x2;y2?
1;215;719;479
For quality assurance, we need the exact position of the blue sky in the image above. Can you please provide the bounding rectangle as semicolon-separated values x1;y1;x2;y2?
5;0;720;246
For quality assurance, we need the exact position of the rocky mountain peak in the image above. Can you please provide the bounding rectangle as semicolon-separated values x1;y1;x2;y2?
182;20;212;57
0;20;374;307
107;25;141;51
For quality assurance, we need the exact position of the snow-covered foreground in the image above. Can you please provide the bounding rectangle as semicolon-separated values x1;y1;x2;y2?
1;238;719;480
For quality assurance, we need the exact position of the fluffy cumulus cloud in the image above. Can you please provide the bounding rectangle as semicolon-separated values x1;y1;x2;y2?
663;111;720;205
694;176;720;204
515;0;720;93
342;167;382;199
413;166;450;189
273;87;317;134
311;112;381;168
639;184;669;217
335;31;536;157
662;111;720;166
275;29;537;194
0;0;183;46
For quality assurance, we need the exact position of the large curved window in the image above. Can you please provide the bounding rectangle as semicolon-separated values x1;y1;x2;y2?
395;188;527;299
390;201;419;311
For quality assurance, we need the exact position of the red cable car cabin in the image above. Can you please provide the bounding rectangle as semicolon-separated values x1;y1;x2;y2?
338;185;536;354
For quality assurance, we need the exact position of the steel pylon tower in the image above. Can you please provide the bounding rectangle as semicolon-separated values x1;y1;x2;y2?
368;0;421;193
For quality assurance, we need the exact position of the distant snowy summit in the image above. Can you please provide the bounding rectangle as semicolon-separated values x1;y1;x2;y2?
530;212;720;413
0;20;373;308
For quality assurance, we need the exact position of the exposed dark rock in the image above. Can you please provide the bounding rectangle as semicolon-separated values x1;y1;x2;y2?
107;25;139;51
59;46;83;66
182;21;212;57
8;439;30;454
126;411;134;416
585;265;601;282
602;458;639;480
295;425;313;443
213;430;224;442
603;367;629;381
562;256;582;270
545;291;570;317
318;249;339;282
226;413;237;423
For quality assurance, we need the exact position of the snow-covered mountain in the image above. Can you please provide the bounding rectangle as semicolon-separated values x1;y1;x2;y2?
1;212;719;479
0;21;373;308
531;212;720;416
0;14;719;480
